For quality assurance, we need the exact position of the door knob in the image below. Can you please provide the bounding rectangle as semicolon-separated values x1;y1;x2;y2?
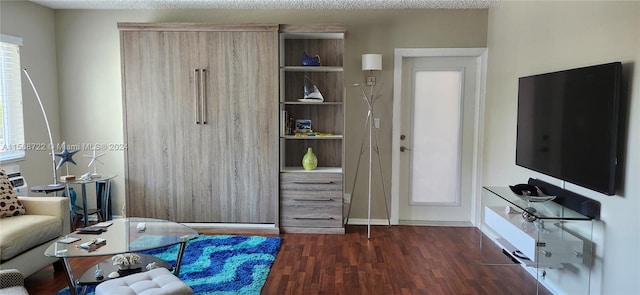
400;146;411;152
400;134;406;140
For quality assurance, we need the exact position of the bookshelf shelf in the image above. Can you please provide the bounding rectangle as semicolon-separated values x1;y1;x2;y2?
282;101;343;105
282;66;343;72
280;135;343;139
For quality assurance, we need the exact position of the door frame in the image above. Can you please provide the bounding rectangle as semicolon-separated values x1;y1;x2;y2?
391;48;488;226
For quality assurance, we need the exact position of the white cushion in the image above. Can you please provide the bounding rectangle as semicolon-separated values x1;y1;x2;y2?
0;215;61;261
95;268;193;295
0;286;29;295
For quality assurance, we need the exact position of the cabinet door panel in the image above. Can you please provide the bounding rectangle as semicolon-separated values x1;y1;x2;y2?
122;31;200;221
197;31;278;223
123;29;277;224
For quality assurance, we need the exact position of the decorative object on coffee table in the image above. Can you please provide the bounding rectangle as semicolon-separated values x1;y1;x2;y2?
112;253;142;270
145;262;159;271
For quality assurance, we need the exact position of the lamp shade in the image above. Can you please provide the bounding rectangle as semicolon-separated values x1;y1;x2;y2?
362;54;382;71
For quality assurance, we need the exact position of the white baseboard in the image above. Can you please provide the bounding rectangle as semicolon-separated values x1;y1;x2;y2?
398;220;473;227
345;218;392;226
185;223;276;229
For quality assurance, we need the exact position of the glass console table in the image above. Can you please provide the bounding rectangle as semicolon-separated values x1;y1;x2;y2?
480;186;594;295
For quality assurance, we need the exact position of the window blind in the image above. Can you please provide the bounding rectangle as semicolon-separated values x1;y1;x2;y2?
0;34;25;162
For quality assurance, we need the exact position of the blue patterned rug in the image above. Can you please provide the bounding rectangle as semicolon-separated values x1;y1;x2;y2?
56;235;281;295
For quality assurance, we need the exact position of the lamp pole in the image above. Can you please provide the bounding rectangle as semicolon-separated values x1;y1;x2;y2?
345;54;390;239
23;69;64;192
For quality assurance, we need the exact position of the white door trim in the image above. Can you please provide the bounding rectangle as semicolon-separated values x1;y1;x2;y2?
391;48;488;226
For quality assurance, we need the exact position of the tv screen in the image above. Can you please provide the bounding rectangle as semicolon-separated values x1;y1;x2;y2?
516;62;622;195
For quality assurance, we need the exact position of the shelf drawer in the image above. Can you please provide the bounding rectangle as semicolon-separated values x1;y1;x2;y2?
280;190;342;228
484;206;583;264
280;172;342;191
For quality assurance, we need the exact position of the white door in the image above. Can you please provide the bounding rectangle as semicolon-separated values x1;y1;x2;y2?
392;49;486;226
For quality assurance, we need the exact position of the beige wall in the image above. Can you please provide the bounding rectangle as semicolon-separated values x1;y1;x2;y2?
51;9;488;218
0;1;60;189
485;1;640;294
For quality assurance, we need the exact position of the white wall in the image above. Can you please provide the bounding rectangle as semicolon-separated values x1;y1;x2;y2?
485;1;640;294
0;1;60;188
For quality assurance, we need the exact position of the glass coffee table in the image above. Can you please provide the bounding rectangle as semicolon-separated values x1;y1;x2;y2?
45;217;198;295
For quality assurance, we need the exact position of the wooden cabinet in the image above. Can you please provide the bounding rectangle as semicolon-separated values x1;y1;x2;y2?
280;173;343;230
119;23;279;224
279;25;346;233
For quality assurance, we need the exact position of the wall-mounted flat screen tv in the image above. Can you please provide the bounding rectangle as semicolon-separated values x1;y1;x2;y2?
516;62;622;195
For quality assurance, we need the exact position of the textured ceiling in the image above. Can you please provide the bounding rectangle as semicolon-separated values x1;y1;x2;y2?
29;0;498;10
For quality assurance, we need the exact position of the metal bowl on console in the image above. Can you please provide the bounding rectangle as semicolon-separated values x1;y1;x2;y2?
518;194;556;203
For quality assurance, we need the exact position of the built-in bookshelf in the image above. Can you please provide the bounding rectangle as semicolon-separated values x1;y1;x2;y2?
279;24;346;234
279;26;345;173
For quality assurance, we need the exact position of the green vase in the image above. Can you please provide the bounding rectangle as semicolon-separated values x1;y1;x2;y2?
302;147;318;170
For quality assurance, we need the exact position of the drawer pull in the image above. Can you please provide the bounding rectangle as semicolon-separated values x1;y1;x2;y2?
572;250;583;258
292;181;335;185
293;217;335;220
293;198;334;202
539;249;552;257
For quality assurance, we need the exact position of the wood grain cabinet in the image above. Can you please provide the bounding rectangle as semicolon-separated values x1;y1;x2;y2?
280;172;343;231
279;25;346;233
119;23;279;224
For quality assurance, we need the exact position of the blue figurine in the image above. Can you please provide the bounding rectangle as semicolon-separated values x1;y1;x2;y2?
301;52;321;66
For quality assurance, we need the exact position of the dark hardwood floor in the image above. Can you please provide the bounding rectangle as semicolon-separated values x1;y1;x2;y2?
24;225;548;295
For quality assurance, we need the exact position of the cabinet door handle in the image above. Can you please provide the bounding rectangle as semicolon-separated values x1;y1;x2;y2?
293;198;334;202
292;181;335;185
194;69;201;124
201;69;207;124
293;217;335;220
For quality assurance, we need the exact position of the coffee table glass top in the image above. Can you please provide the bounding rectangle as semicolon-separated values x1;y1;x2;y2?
45;218;199;258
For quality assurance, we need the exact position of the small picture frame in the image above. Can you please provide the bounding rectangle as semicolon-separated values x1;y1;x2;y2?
295;119;312;133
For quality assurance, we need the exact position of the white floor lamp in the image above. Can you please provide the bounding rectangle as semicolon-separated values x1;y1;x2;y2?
345;54;391;239
22;69;65;193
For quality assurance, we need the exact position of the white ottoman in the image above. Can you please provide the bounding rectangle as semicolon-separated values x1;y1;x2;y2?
95;268;193;295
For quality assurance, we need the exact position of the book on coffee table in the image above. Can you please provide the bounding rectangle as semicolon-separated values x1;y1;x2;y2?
93;221;113;228
76;226;108;234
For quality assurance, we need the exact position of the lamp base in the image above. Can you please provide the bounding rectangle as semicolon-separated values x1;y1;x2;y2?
30;183;66;193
